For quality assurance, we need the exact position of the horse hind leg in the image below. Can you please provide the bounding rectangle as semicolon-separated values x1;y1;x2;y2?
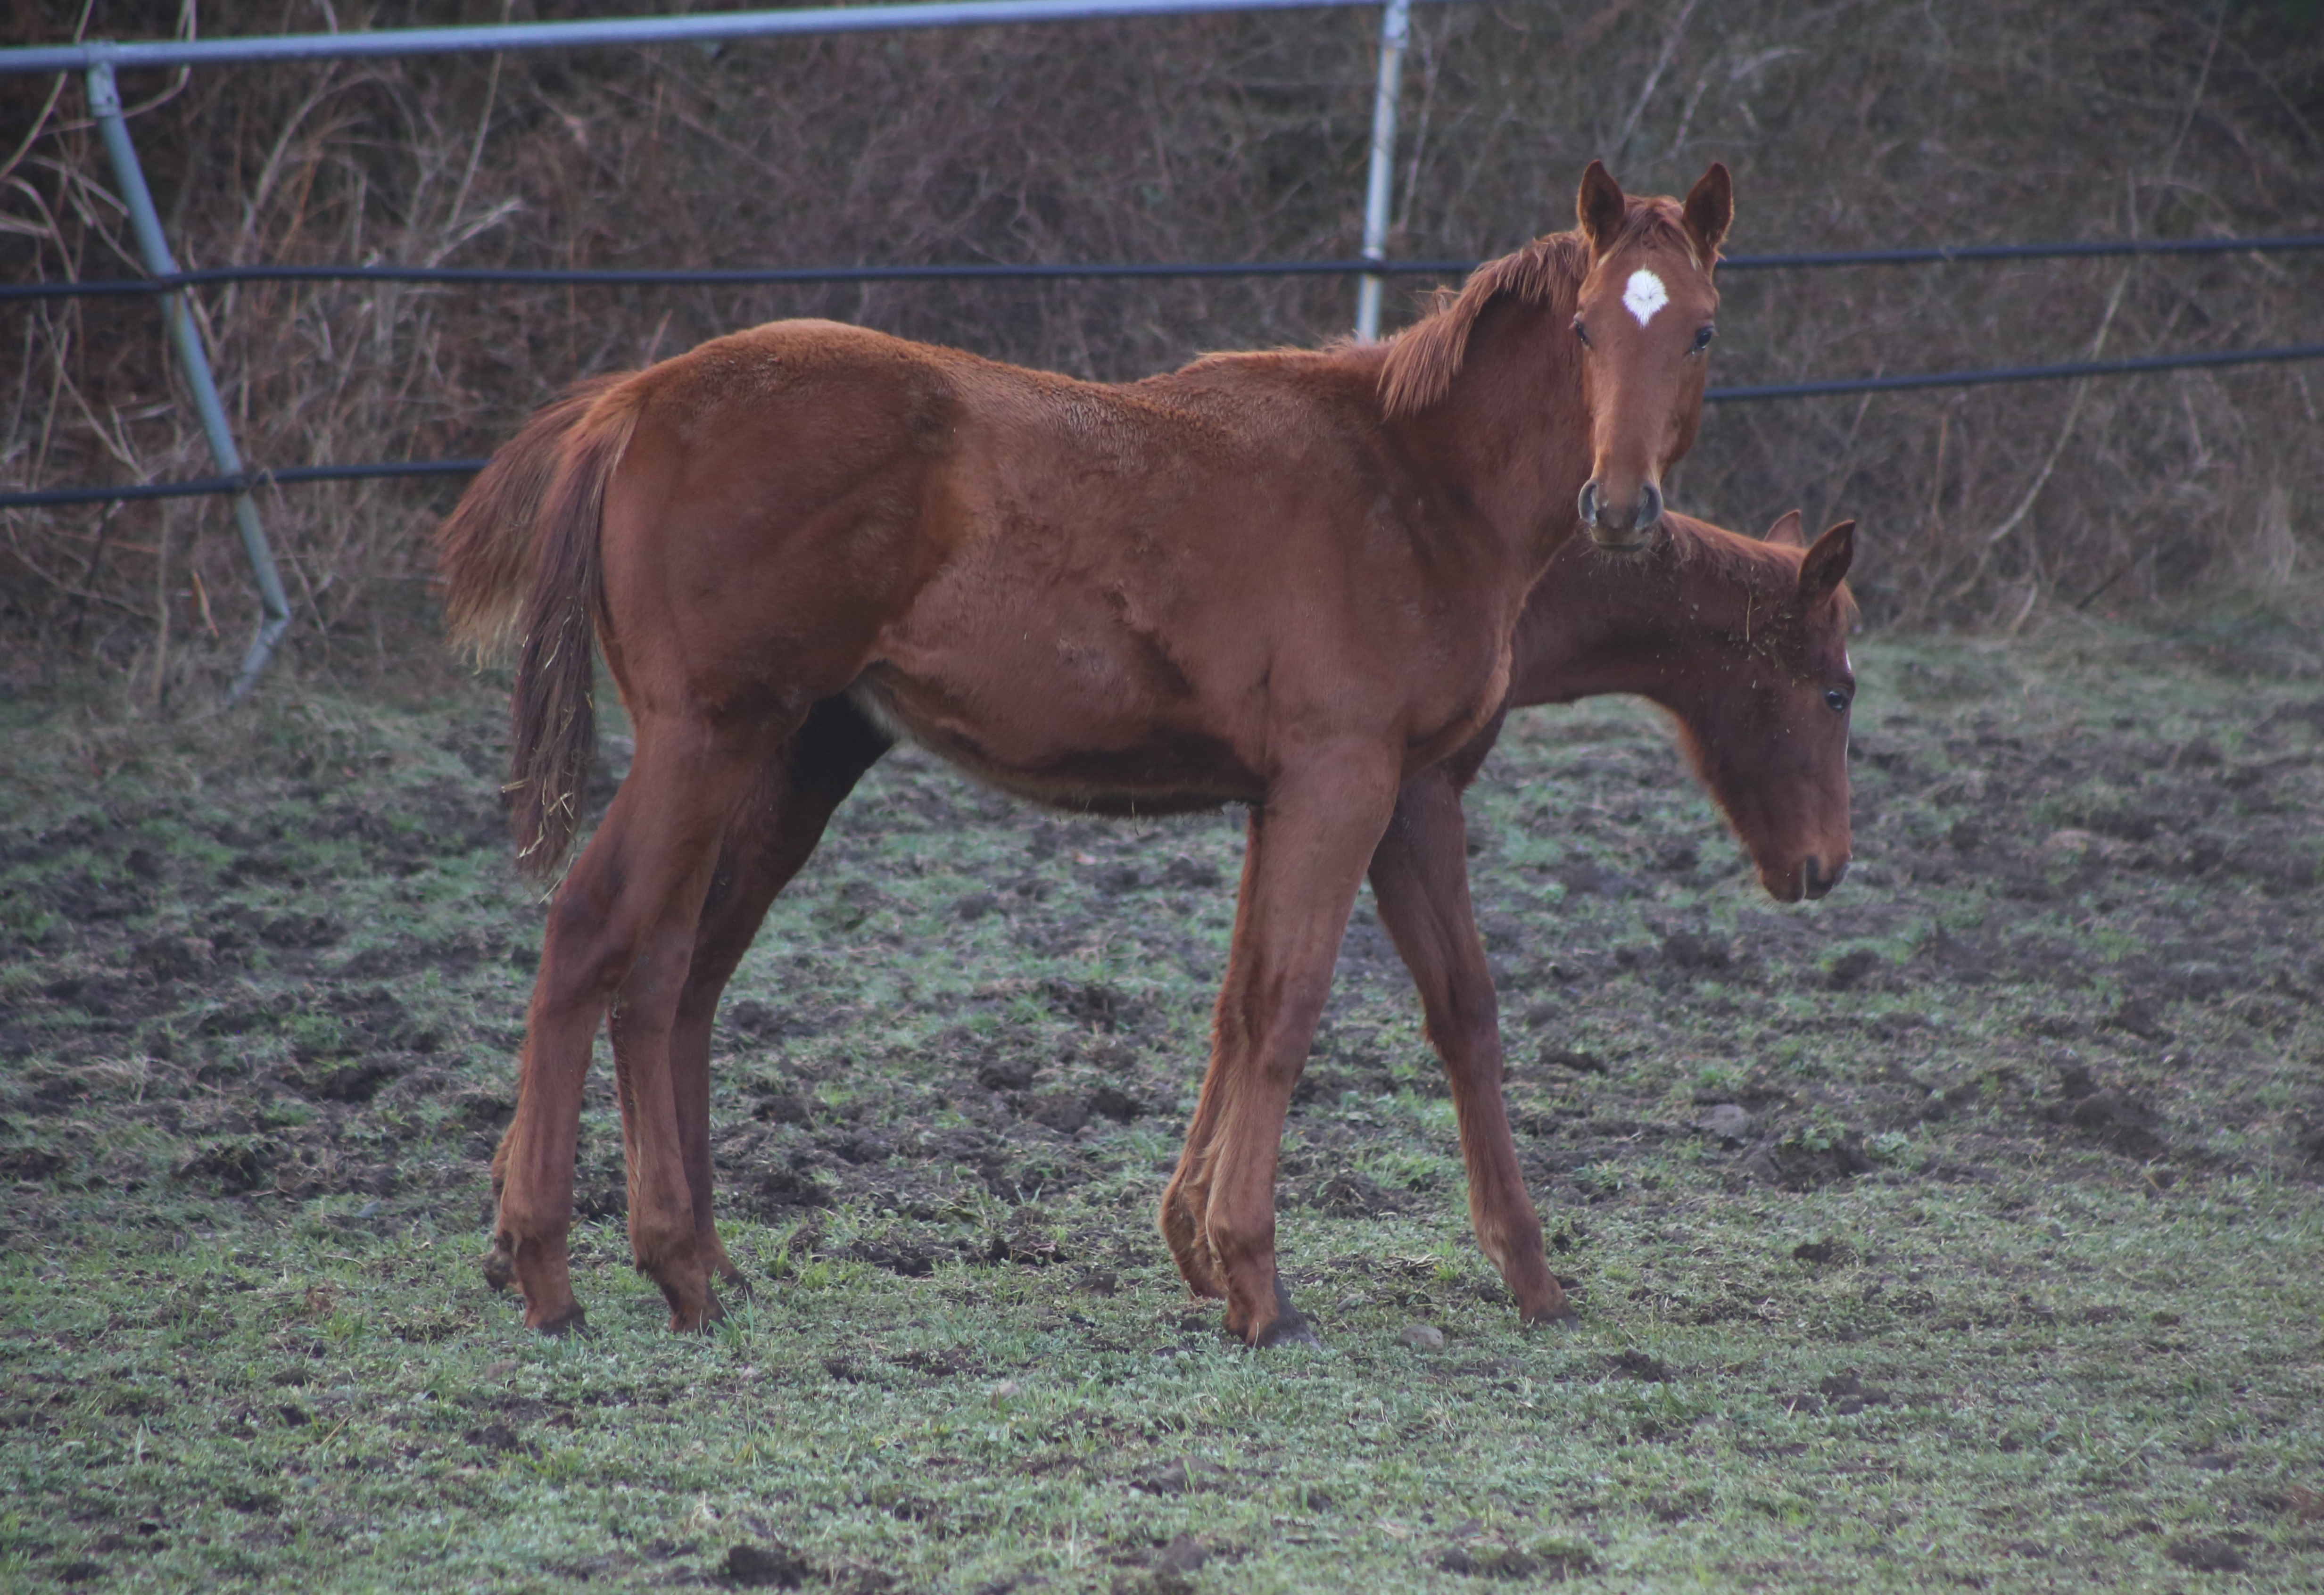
1160;1006;1237;1299
1366;769;1567;1323
666;698;891;1295
490;711;781;1334
600;719;811;1331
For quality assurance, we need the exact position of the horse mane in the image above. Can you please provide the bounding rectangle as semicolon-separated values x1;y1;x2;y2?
1662;512;1861;631
1378;198;1703;419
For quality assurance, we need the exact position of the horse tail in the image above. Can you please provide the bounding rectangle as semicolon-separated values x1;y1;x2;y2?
435;374;628;661
439;375;645;880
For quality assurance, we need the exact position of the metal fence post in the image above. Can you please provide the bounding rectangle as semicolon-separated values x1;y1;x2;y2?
86;50;293;702
1354;0;1411;341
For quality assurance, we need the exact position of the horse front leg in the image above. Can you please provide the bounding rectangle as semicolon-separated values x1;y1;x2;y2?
1169;758;1398;1347
667;698;891;1293
1368;766;1568;1324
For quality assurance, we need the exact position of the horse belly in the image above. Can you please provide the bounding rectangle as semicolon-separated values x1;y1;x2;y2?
848;624;1265;815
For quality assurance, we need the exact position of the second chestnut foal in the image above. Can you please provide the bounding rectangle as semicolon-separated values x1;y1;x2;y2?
658;507;1856;1347
1366;508;1854;1327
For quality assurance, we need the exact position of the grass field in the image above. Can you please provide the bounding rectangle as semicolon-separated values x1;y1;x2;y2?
3;622;2321;1592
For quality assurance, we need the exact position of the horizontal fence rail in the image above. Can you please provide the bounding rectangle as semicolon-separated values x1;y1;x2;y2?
0;0;1464;74
8;342;2322;511
1703;342;2324;403
9;233;2323;302
1;257;1477;301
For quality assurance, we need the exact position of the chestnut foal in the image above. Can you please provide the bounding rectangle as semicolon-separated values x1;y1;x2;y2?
439;162;1737;1344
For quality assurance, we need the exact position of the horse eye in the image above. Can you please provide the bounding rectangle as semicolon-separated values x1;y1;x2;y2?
1824;688;1851;713
1692;324;1716;353
1572;317;1592;347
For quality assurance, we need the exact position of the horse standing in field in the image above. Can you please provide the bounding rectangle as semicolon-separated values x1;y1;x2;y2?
439;162;1771;1346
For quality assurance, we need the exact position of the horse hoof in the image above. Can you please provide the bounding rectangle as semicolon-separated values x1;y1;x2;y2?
1255;1311;1322;1349
668;1287;727;1334
480;1244;515;1292
1520;1293;1581;1328
532;1303;587;1338
1249;1274;1321;1349
717;1269;755;1303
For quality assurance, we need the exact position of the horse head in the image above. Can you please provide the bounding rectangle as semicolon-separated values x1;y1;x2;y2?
1662;510;1857;902
1570;160;1730;551
1375;161;1732;565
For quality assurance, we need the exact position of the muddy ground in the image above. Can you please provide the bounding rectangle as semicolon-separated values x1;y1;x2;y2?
1;626;2320;1590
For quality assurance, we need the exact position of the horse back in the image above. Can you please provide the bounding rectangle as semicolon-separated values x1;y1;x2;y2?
594;319;1517;795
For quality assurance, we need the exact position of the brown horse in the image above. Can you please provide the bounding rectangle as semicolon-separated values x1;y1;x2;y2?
1366;507;1855;1315
438;162;1738;1345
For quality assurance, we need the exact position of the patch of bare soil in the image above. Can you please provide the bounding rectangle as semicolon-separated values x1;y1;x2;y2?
1;649;2319;1279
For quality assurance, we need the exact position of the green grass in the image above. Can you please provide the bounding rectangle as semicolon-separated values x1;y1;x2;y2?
1;623;2321;1590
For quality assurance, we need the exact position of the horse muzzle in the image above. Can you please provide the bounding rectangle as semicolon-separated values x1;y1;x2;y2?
1578;478;1662;552
1762;852;1848;903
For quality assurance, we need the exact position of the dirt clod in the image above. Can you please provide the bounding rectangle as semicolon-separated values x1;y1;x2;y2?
2165;1538;2248;1573
1610;1349;1671;1382
723;1540;814;1588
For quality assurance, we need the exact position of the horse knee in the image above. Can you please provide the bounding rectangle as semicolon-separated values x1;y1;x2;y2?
1202;1202;1277;1274
629;1211;697;1273
534;895;641;1012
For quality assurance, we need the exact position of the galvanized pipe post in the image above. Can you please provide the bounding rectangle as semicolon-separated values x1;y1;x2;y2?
1354;0;1411;341
86;51;292;702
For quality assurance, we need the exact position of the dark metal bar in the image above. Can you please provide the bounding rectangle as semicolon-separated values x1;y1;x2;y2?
0;258;1484;301
12;233;2320;304
1703;342;2324;402
0;460;489;510
11;342;2322;511
1716;233;2324;270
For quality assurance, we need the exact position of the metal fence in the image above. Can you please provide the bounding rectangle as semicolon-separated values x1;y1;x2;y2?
4;1;2321;696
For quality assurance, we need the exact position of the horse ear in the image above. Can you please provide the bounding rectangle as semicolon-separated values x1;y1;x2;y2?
1682;162;1733;262
1577;160;1626;256
1798;520;1856;601
1762;509;1805;548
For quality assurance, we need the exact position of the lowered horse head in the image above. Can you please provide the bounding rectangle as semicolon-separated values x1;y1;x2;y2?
1514;507;1857;902
1659;508;1857;901
1571;160;1731;549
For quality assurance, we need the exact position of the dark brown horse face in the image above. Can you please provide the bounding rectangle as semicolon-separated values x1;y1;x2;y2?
1681;515;1858;902
1571;162;1731;552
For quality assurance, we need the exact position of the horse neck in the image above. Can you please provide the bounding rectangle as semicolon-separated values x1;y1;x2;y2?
1510;535;1791;711
1392;298;1593;588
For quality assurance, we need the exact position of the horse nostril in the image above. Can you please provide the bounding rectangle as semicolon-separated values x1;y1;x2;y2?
1801;855;1847;900
1639;481;1663;528
1577;480;1600;527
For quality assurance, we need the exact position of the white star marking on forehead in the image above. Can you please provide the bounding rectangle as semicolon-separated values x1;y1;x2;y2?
1622;268;1669;328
